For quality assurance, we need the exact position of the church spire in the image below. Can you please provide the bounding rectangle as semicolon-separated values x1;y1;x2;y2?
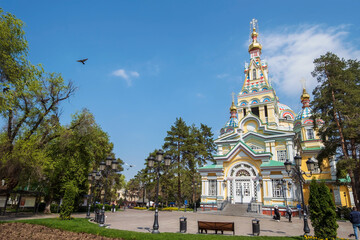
301;88;310;108
248;19;262;53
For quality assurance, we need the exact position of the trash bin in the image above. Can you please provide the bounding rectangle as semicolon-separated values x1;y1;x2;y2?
252;219;260;236
179;217;187;233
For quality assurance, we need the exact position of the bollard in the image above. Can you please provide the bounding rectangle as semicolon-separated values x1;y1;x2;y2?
179;217;187;233
252;219;260;236
94;209;99;223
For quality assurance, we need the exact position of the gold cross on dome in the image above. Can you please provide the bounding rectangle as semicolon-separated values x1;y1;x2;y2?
250;19;257;30
300;78;306;89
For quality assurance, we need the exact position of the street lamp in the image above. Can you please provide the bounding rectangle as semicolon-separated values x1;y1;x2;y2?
98;156;118;227
284;154;315;236
86;170;100;219
191;181;201;212
147;150;171;234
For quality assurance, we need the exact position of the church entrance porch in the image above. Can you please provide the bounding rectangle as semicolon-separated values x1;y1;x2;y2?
234;179;252;203
227;162;259;204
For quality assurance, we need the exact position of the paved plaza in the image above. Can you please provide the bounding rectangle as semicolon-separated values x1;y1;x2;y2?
103;209;354;239
1;209;355;239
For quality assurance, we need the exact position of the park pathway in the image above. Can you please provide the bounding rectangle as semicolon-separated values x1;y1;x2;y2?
104;209;354;239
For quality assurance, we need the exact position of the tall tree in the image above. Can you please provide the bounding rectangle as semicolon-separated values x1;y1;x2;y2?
0;9;75;192
42;109;120;212
163;118;189;206
311;52;360;209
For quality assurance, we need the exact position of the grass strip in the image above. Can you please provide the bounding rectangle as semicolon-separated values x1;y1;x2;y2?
2;218;302;240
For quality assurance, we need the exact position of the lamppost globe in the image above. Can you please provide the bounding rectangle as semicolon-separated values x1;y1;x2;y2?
164;155;171;167
156;150;164;162
147;156;155;168
284;159;292;173
294;154;302;167
111;160;118;170
95;172;101;181
106;156;113;166
100;161;106;171
306;157;316;173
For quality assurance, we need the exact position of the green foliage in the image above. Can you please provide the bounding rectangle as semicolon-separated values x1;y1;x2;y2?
59;181;78;220
15;218;302;240
161;118;216;206
335;206;352;220
308;179;338;239
50;203;59;213
0;9;76;192
311;52;360;208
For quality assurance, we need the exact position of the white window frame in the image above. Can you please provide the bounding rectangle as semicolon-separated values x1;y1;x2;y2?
277;150;287;162
208;180;216;196
272;179;284;198
307;129;315;140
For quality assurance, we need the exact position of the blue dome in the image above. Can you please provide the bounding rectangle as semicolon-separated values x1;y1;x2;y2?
295;107;312;121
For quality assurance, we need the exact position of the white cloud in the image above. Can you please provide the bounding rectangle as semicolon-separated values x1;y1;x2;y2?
258;24;360;96
112;69;140;86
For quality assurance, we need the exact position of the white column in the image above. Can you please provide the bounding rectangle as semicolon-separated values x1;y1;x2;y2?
286;139;294;161
268;140;276;160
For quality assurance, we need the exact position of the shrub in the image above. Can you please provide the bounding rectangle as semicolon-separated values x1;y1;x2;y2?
309;179;338;238
134;207;147;210
60;181;78;220
50;203;59;213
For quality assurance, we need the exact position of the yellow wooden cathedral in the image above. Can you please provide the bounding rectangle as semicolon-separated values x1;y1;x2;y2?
198;19;354;215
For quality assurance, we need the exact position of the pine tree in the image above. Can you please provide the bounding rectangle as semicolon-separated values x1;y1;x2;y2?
311;52;360;209
163;118;189;206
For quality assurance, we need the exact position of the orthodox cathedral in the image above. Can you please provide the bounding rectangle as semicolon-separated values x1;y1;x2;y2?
198;19;354;214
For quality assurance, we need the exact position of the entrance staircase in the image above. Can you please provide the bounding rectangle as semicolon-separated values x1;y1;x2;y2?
200;203;269;218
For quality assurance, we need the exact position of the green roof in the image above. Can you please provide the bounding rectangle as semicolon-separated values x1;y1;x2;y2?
303;147;322;151
339;175;351;183
214;140;272;158
260;160;285;167
199;164;223;169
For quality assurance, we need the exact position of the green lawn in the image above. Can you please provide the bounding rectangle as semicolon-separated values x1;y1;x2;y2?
0;218;303;240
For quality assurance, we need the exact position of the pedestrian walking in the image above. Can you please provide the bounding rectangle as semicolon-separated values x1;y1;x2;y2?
286;206;293;223
112;203;116;213
273;205;280;222
350;207;360;240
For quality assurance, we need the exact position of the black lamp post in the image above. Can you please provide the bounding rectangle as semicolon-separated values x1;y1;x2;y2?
86;170;98;218
98;156;118;227
147;150;171;234
284;154;315;236
191;181;201;212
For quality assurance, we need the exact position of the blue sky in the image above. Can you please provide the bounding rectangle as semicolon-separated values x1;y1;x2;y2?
2;1;360;181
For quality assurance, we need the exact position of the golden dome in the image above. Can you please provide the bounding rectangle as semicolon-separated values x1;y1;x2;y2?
301;88;310;101
230;101;237;112
248;28;262;52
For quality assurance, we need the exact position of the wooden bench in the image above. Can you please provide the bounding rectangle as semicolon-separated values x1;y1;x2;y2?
198;221;235;235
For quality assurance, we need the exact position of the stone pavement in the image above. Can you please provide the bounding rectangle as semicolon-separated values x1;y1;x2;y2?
0;210;355;239
103;209;355;239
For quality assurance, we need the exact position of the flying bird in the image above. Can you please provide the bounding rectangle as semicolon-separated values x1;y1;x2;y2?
77;58;88;64
3;87;9;93
124;162;135;170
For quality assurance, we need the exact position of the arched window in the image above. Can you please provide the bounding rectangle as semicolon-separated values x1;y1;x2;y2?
253;69;257;80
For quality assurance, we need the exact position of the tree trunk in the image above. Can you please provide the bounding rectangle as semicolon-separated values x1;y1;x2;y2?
43;196;52;214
